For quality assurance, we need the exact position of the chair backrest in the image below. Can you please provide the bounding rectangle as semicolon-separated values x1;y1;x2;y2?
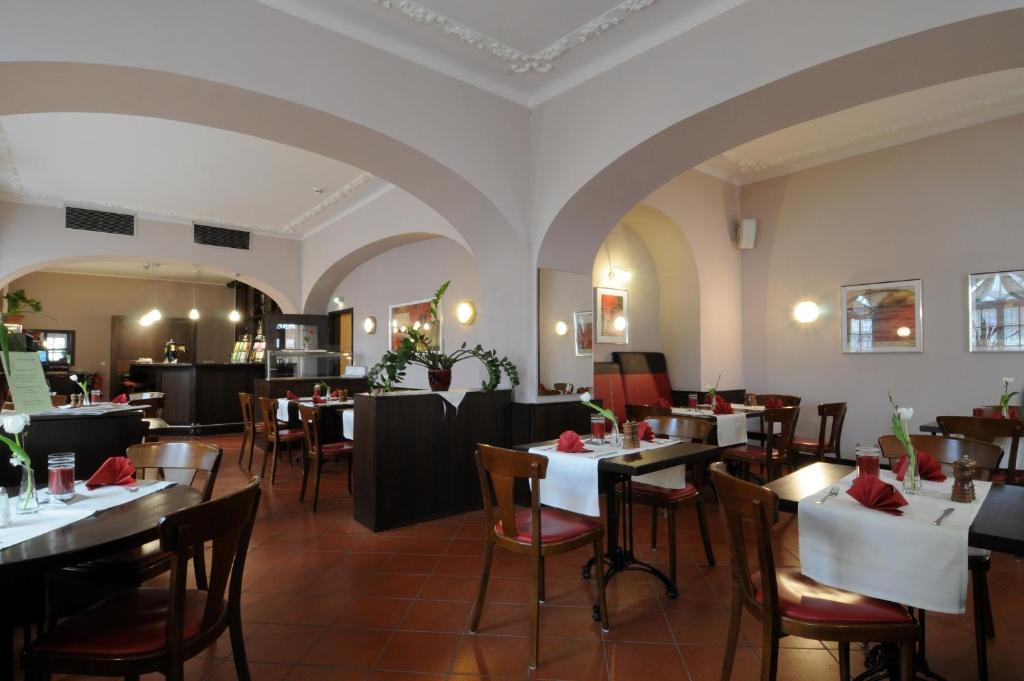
576;386;592;395
644;415;713;442
709;461;778;622
937;415;1022;480
812;402;848;460
159;479;261;658
129;395;165;419
298;404;322;457
238;393;256;431
627;404;671;421
756;394;802;407
258;397;283;439
126;441;222;501
763;406;799;460
552;383;574;395
475;443;548;546
877;434;1003;481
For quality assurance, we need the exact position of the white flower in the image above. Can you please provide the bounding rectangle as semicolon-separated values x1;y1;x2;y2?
0;412;30;435
896;407;913;421
9;456;20;468
580;391;592;403
69;374;78;383
1003;377;1015;386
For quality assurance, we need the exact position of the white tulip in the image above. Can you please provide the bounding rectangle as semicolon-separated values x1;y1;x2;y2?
1003;377;1015;385
580;391;592;403
9;456;20;468
896;407;914;421
69;374;79;383
0;412;30;434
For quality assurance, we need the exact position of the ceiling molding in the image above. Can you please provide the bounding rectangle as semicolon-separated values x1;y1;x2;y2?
0;122;24;194
368;0;658;73
280;171;374;233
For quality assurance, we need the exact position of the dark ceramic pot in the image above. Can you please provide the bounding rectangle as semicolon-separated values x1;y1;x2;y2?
428;369;453;392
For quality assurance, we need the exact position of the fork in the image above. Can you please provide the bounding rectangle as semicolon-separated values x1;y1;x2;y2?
816;486;840;504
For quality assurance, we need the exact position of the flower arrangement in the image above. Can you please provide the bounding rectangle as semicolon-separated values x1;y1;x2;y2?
69;373;89;399
888;391;919;494
703;373;721;405
999;377;1017;418
579;391;620;446
2;288;42;322
303;328;316;350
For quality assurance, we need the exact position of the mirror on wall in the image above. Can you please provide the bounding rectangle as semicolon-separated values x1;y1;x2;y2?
538;268;592;396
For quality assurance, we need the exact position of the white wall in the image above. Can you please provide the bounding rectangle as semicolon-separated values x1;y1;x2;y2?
537;269;592;392
330;237;485;390
740;115;1024;453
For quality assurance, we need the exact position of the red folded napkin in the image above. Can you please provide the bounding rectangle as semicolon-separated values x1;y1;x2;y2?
895;451;947;482
330;389;341;399
656;398;672;408
286;390;299;400
636;421;655;442
312;395;326;404
846;475;908;515
712;395;734;414
86;456;136;488
764;398;784;409
111;393;128;404
557;431;587;453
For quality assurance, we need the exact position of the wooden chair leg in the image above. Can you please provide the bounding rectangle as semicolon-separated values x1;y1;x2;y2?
247;434;258;472
972;570;989;681
228;605;252;681
721;589;742;681
667;505;677;587
538;555;546;603
695;497;716;567
238;430;249;467
346;456;353;494
269;439;281;484
469;540;494;632
593;538;609;632
299;449;311;502
760;629;779;681
899;640;914;681
979;568;995;637
838;642;850;681
528;550;541;669
650;503;658;549
312;459;324;513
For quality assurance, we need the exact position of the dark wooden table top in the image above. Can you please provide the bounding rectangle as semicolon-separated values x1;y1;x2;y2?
920;421;940;434
515;439;721;477
0;485;203;577
764;462;1024;555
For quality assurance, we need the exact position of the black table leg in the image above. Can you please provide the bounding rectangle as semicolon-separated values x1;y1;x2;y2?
853;610;947;681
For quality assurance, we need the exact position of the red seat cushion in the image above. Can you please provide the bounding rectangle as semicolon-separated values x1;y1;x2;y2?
628;482;698;502
496;508;601;543
30;588;217;656
791;436;819;449
273;428;305;442
321;441;353;457
755;568;911;624
723;444;769;460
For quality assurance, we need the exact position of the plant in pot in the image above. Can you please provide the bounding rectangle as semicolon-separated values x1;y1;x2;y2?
2;289;42;325
368;281;519;393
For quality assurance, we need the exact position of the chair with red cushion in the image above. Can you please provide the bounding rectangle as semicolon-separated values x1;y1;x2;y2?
593;362;627;423
748;393;802;447
258;397;305;484
723;406;799;482
625;403;671;422
238;392;263;470
791;402;847;462
298;404;353;512
938;414;1023;485
24;478;261;681
470;444;609;671
709;462;919;680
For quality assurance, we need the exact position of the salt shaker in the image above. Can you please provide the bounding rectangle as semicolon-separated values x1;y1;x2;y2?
0;488;13;528
951;455;977;503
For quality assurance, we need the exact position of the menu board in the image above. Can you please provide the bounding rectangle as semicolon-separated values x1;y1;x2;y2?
1;351;54;414
230;340;252;363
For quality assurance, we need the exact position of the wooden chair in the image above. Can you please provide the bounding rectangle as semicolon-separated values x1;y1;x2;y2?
257;397;305;484
626;403;671;421
470;444;609;670
791;402;847;462
552;382;574;394
298;405;354;512
723;406;799;482
60;442;222;590
878;433;1002;681
710;461;918;681
237;393;264;470
937;415;1024;484
622;415;715;581
129;393;172;439
749;394;801;447
24;479;261;681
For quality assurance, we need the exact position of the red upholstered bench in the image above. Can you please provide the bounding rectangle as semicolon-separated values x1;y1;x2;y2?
593;362;627;423
612;352;672;407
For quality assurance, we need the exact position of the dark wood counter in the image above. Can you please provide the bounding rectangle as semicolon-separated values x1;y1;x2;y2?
253;376;368;400
128;362;263;433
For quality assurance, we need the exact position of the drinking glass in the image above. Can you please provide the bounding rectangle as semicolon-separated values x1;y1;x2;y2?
590;415;607;444
0;489;11;527
90;389;102;405
855;445;881;478
47;452;76;501
687;393;698;408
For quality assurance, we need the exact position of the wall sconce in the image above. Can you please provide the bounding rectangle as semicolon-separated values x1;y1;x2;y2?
896;326;911;338
455;301;477;326
363;316;377;335
793;301;820;323
332;296;345;308
608;266;631;284
613;316;627;332
554;321;568;336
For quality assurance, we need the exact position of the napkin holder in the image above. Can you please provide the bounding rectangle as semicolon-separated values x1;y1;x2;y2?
621;420;640;450
951;455;977;503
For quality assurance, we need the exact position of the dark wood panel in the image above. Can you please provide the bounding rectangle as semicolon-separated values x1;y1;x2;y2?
253;377;368;400
510;400;601;445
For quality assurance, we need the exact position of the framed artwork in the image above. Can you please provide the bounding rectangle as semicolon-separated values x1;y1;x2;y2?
840;279;923;353
969;269;1024;352
595;286;628;344
388;298;439;351
574;311;593;356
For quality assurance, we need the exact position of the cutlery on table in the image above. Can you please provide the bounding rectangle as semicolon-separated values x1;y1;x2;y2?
933;507;955;526
816;486;840;504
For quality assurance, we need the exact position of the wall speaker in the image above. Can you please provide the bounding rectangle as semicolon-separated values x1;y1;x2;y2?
737;218;757;250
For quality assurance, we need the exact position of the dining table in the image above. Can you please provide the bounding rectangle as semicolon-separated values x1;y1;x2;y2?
0;484;203;681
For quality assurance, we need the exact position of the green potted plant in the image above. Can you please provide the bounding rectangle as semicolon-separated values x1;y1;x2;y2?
368;281;519;393
2;289;43;325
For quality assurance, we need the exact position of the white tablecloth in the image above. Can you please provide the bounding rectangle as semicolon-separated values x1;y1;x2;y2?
276;398;291;422
669;408;748;447
342;409;354;439
797;470;990;614
528;437;681;517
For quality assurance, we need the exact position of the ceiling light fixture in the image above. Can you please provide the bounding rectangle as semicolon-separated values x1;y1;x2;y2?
140;263;163;326
188;264;201;321
228;279;241;323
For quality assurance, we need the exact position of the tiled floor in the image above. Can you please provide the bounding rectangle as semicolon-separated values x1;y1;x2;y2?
48;434;1024;680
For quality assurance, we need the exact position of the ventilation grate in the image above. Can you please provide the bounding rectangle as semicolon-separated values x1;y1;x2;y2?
194;224;250;250
65;207;135;236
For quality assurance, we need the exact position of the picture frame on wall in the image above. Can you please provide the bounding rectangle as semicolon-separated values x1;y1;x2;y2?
388;298;440;351
573;311;593;356
968;269;1024;352
840;278;923;353
595;286;628;344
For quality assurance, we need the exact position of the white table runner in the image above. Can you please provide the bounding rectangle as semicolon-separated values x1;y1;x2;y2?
528;437;681;517
798;470;990;614
342;409;354;439
669;408;747;447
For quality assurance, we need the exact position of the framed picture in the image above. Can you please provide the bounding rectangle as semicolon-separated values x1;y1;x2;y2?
595;287;628;344
573;311;593;356
840;279;923;353
388;298;439;351
969;269;1024;352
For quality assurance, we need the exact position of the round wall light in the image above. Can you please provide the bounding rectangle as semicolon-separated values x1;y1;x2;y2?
455;301;477;326
554;321;568;336
613;316;627;332
608;266;631;283
896;326;911;338
363;316;377;335
793;301;820;324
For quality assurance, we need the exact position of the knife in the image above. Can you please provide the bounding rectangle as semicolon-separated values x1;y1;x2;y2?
932;507;955;526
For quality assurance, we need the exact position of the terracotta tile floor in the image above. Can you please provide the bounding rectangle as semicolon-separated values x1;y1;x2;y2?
45;434;1024;681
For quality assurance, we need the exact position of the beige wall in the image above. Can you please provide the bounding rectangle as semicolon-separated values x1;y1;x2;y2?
740;114;1024;453
9;271;237;382
538;269;592;391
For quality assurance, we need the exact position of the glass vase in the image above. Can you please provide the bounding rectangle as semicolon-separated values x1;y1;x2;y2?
1002;405;1010;419
18;465;39;514
608;420;622;448
902;452;922;495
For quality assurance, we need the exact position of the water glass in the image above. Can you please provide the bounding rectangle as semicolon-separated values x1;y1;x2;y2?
0;489;12;528
687;393;698;408
90;389;102;404
48;452;76;501
590;415;607;444
855;445;881;478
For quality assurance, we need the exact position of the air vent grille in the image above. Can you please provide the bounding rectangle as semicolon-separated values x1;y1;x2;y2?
65;207;135;236
194;224;250;250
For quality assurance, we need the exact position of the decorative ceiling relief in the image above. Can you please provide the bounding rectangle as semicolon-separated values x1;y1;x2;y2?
281;172;374;233
0;122;25;195
368;0;659;73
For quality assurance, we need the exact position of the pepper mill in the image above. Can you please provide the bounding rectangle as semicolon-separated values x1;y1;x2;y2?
951;455;977;503
622;420;640;450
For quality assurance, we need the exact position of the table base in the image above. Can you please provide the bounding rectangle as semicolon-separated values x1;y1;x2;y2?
854;611;947;681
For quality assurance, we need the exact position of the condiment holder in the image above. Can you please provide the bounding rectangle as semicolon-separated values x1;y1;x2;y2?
621;420;640;450
951;455;977;503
